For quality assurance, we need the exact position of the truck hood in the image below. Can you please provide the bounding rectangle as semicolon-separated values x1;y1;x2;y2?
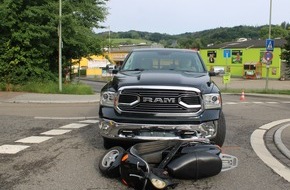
110;70;215;93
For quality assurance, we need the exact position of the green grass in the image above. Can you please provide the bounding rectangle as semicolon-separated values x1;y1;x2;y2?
0;81;94;95
93;75;112;82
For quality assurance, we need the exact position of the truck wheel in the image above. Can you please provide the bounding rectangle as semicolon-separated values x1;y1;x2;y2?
103;137;115;149
212;112;226;147
98;146;125;178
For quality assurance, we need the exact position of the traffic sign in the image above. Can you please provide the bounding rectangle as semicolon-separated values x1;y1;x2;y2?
266;39;274;51
264;51;273;61
223;49;231;58
222;73;231;84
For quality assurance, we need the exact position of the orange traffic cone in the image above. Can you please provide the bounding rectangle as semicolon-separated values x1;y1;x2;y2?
240;90;245;101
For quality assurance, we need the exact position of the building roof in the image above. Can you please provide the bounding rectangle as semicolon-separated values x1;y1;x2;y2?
110;43;164;53
205;38;287;49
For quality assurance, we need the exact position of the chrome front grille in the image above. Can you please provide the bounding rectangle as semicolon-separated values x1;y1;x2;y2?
116;86;202;116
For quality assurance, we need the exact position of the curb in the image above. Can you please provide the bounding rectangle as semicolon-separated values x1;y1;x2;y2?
251;119;290;183
6;100;99;104
222;93;290;100
1;92;100;104
274;124;290;159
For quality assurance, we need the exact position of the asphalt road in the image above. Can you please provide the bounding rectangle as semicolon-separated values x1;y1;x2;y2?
0;94;290;189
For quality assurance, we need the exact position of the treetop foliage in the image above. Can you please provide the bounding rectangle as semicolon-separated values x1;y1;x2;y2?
100;23;290;49
0;0;108;87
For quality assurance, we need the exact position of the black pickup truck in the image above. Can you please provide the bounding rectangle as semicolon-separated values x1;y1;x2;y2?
98;48;225;149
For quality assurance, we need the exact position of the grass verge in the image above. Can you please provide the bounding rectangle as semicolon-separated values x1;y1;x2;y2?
0;81;94;95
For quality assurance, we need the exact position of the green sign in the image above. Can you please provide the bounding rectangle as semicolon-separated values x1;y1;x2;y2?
223;73;231;84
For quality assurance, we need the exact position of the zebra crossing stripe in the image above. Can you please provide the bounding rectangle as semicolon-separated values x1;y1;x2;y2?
41;129;71;136
60;123;89;129
15;136;53;144
0;145;30;154
79;120;99;124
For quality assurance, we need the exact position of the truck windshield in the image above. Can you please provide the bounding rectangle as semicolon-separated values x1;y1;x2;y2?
122;50;206;73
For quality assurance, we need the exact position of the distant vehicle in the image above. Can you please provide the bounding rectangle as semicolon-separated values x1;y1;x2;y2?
98;48;225;148
213;66;225;75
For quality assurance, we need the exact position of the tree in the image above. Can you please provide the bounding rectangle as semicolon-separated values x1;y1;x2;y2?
259;25;288;39
281;35;290;78
0;0;108;89
281;21;290;30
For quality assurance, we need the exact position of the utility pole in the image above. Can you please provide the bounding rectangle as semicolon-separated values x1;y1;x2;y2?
58;0;62;92
108;26;111;55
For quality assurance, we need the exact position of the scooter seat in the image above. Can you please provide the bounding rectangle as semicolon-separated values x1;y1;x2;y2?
130;140;178;164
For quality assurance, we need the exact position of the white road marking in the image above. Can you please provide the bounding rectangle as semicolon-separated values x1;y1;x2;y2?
282;101;290;104
253;102;263;104
0;144;30;154
223;102;238;105
15;136;53;144
0;120;97;155
41;129;71;136
266;102;278;104
251;119;290;183
59;123;89;129
240;101;250;104
79;120;99;124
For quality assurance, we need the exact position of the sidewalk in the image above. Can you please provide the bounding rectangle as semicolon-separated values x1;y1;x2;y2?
212;76;290;90
0;92;100;103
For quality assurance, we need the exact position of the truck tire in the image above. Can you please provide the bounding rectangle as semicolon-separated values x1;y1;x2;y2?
103;137;115;149
212;111;226;147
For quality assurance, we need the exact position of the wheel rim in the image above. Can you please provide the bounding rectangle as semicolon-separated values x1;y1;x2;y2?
102;149;120;168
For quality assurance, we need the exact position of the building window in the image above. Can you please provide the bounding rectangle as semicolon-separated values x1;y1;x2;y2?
207;51;216;63
232;50;242;64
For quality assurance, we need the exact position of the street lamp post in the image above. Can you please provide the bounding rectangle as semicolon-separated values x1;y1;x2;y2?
268;0;272;39
265;0;272;91
58;0;62;92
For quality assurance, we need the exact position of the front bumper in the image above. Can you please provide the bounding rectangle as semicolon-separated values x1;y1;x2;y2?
99;118;219;141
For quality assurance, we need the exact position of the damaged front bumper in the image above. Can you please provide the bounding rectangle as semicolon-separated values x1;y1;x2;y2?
99;118;218;141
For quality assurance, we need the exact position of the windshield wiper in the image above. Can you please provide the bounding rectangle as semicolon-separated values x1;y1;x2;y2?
122;68;144;71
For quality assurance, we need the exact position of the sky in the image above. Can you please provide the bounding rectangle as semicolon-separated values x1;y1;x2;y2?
98;0;290;35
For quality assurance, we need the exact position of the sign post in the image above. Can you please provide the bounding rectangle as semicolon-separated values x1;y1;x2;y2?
223;49;231;90
265;0;273;91
264;51;273;91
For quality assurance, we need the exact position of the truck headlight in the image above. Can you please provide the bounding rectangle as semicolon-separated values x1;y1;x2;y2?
100;91;116;107
203;93;221;109
199;121;217;137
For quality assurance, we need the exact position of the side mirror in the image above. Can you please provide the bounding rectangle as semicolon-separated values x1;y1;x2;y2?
209;71;216;76
112;69;118;74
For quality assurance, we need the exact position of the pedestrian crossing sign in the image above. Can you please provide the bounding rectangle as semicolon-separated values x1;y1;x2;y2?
266;39;274;51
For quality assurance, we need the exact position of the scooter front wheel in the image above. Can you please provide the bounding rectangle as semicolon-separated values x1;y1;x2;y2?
98;146;125;178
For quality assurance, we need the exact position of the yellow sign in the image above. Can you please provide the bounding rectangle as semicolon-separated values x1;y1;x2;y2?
223;73;231;84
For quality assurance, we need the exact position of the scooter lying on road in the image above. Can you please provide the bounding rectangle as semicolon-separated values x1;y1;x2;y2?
99;139;238;190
